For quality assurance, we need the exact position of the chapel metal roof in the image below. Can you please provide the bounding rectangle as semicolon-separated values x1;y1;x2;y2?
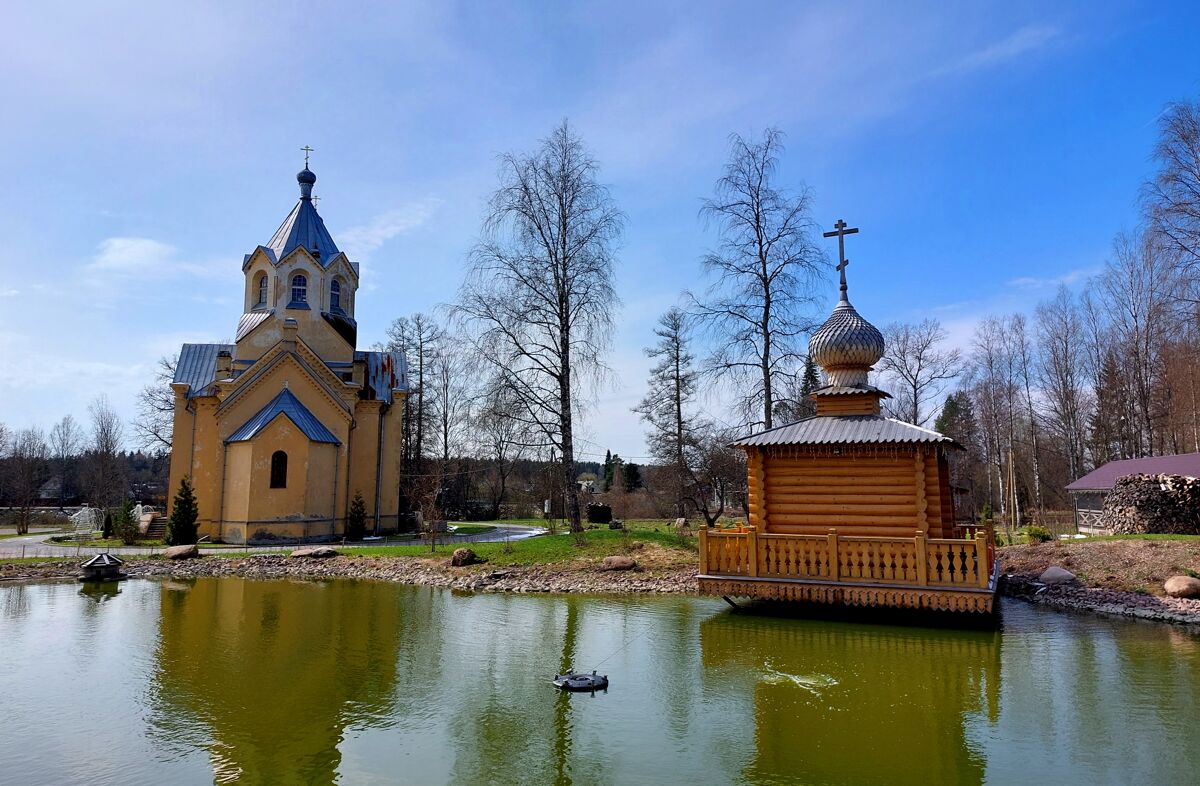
174;343;235;398
1065;452;1200;491
265;169;340;267
730;415;957;447
225;388;340;445
236;311;272;341
354;350;408;404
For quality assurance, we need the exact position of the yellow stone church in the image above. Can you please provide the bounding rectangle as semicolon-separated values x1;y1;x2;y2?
166;165;407;544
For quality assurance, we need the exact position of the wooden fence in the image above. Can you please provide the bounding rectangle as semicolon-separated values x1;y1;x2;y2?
700;527;992;589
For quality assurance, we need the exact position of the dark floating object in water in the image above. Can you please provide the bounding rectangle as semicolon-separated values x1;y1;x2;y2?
553;671;609;692
79;553;127;582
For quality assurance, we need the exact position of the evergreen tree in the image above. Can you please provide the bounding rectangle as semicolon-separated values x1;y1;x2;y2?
602;450;614;492
166;475;199;545
622;462;643;492
346;490;367;541
114;497;139;545
801;354;821;394
633;308;702;516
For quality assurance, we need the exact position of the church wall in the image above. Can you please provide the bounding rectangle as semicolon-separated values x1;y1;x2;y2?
757;445;957;537
349;401;383;521
222;443;253;525
190;398;226;538
166;387;195;518
761;447;930;537
379;398;405;529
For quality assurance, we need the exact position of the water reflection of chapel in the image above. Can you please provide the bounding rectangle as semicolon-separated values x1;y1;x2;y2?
699;220;999;613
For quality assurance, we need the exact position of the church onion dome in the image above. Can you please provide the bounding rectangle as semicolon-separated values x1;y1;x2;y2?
266;167;340;266
809;292;885;389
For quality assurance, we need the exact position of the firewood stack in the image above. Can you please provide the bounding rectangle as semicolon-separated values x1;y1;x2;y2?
1101;473;1200;535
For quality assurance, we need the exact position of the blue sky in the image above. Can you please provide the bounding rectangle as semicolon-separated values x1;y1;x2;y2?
2;1;1198;461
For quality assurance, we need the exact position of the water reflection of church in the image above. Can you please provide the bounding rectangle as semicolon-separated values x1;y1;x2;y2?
699;612;1002;784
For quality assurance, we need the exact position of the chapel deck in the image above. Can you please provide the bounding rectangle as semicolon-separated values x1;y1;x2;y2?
698;527;1000;614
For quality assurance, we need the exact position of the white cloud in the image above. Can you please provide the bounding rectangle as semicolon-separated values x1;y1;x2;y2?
1006;266;1097;290
340;201;440;260
934;25;1059;77
85;237;230;280
0;288;18;297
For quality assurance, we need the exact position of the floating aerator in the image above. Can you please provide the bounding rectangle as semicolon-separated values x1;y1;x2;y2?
553;671;609;692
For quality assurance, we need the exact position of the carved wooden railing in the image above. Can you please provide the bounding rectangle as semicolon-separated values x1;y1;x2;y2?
700;528;992;589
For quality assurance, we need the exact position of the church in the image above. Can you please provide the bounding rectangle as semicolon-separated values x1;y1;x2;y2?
166;164;407;544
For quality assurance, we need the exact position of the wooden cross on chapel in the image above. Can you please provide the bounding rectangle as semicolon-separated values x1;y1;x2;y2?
823;219;859;294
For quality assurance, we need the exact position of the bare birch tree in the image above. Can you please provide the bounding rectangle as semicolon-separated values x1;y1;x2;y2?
133;355;177;451
1035;286;1089;480
878;318;961;427
690;129;825;431
1145;96;1200;271
48;415;83;507
9;428;50;534
83;395;125;511
454;121;622;533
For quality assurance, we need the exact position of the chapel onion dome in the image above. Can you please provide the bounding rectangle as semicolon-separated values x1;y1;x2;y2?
297;167;316;199
808;291;885;389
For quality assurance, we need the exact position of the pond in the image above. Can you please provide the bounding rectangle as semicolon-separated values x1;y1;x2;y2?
1;578;1198;785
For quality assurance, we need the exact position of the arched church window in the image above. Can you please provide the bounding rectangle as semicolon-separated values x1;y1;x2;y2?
330;279;341;312
270;451;288;489
291;274;307;305
256;274;268;306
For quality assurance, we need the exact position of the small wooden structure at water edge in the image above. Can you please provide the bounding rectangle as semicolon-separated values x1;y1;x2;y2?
698;220;999;614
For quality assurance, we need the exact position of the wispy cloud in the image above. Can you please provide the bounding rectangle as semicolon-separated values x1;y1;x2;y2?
0;288;18;297
934;25;1059;77
340;201;440;260
1006;266;1097;290
85;237;228;280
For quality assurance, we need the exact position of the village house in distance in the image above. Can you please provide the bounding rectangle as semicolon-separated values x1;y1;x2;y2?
167;162;407;544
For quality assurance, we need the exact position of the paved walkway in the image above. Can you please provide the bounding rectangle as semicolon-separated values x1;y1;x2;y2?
0;524;547;559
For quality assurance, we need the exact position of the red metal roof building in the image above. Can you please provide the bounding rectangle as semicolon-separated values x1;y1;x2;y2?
1067;452;1200;533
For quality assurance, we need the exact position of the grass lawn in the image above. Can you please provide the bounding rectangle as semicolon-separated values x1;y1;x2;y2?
50;538;167;548
1000;535;1200;595
1089;533;1200;542
351;527;697;567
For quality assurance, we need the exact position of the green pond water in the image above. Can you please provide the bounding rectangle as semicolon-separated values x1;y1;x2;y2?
1;578;1198;786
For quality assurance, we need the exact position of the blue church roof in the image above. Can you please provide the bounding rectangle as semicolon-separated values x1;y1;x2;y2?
175;343;235;399
265;168;340;266
226;388;340;445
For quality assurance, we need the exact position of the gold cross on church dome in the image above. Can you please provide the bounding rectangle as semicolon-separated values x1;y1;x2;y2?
301;145;314;167
823;218;860;293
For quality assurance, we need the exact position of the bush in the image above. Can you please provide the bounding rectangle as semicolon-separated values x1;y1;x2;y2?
1023;525;1053;543
166;476;199;545
346;491;367;541
113;499;140;545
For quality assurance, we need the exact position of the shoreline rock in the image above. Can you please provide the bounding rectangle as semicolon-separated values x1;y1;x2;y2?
1002;572;1200;626
0;556;697;595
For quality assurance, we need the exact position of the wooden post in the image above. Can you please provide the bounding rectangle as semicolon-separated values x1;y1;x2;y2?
827;528;839;581
747;528;759;577
975;531;989;587
699;527;709;575
915;530;928;586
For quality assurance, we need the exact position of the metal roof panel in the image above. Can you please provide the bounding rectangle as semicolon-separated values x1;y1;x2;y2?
731;415;956;447
1065;452;1200;491
225;389;340;445
174;343;235;399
